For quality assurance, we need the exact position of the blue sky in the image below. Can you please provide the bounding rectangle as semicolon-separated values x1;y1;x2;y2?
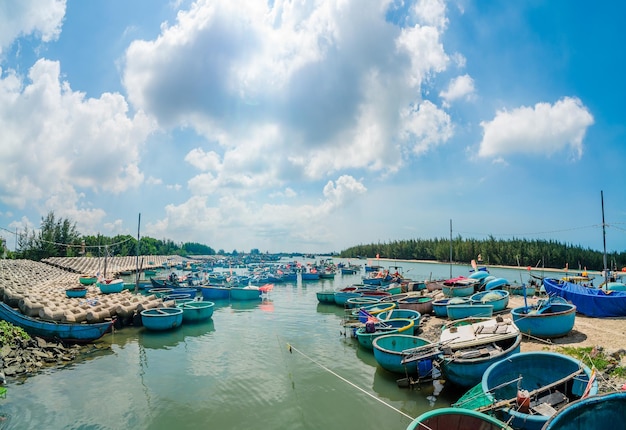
1;0;625;255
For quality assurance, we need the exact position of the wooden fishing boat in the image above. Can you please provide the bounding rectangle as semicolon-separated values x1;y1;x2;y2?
97;278;124;294
372;334;436;376
542;391;626;430
439;317;522;388
406;407;512;430
446;303;493;320
355;318;415;350
478;351;598;430
511;298;576;338
141;307;183;331
230;286;261;301
0;302;113;343
65;286;88;298
376;308;421;334
176;300;215;323
543;277;626;317
470;289;509;312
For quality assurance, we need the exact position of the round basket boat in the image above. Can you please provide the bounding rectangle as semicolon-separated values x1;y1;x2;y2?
141;307;183;331
66;287;88;298
79;276;98;285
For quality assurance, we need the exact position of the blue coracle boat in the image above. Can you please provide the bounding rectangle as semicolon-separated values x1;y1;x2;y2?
0;302;113;343
470;289;509;312
406;407;512;430
141;307;183;331
511;299;576;338
542;391;626;430
480;351;598;430
200;284;230;300
371;334;435;375
439;317;521;388
176;300;215;323
376;308;421;334
446;303;493;320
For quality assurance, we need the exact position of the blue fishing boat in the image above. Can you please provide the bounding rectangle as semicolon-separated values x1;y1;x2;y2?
446;303;493;320
141;307;183;331
376;308;421;334
353;302;395;321
169;287;197;299
479;351;598;430
371;334;436;376
439;317;522;388
65;287;88;298
176;300;215;323
200;284;230;300
230;286;261;301
484;277;509;291
542;391;626;430
511;298;576;338
97;278;124;294
406;407;512;430
345;296;380;309
432;297;469;317
543;277;626;317
333;286;361;306
316;290;336;304
442;277;479;297
355;318;415;350
147;287;174;298
0;302;113;343
470;289;509;312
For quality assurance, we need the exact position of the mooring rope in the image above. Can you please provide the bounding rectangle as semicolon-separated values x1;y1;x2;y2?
286;342;415;421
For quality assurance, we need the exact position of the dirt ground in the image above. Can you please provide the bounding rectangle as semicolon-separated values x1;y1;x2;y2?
417;292;626;392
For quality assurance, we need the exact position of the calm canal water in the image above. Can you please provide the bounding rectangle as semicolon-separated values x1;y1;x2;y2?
0;259;571;429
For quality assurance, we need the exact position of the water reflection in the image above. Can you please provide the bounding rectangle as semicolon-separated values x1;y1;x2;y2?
139;320;216;350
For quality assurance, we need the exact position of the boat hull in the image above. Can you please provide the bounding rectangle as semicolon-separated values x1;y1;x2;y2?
316;291;336;304
141;307;183;331
230;287;261;301
355;318;415;350
97;279;124;294
0;302;112;343
200;285;230;300
542;391;626;430
511;303;576;338
446;304;493;320
372;334;433;375
397;296;433;314
177;301;215;322
544;278;626;317
406;407;512;430
470;290;509;312
482;351;598;430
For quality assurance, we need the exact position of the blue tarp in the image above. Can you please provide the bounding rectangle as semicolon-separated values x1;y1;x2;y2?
543;278;626;318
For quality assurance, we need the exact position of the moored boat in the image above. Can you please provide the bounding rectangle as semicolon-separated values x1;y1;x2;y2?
406;407;512;430
0;302;113;343
439;316;522;388
176;300;215;323
446;303;494;320
543;277;626;317
442;277;479;297
316;290;336;304
230;286;261;301
372;334;435;376
65;287;88;298
376;308;421;334
79;276;98;285
97;278;124;294
200;284;230;300
432;297;469;317
355;318;415;350
542;391;626;430
511;298;576;338
397;295;433;315
478;351;598;430
470;289;509;312
141;307;183;331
